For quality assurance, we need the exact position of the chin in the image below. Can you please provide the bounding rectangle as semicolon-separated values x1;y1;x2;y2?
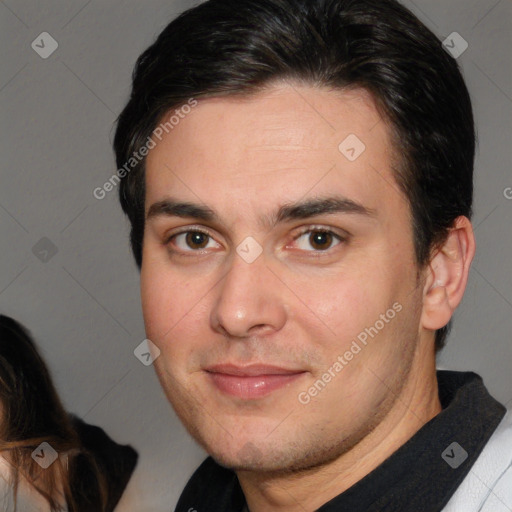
209;445;288;472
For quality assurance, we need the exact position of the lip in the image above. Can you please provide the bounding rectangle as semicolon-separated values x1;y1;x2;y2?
205;363;306;399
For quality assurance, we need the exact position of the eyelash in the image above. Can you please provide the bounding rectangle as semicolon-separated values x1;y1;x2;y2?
164;225;348;257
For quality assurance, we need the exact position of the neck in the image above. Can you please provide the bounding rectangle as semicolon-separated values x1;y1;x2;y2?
237;345;442;512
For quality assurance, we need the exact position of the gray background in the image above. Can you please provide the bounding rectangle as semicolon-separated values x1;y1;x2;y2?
0;1;511;510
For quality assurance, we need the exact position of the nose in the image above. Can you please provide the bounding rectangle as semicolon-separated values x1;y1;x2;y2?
210;249;287;339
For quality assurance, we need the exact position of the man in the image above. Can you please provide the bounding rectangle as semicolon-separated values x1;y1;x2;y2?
113;0;512;510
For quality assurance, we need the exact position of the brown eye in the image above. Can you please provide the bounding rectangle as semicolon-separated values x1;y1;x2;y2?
309;231;334;250
167;229;220;253
185;231;209;249
292;228;345;253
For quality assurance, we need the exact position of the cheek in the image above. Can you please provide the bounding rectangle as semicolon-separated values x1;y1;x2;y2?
295;270;389;345
140;262;185;343
140;263;208;367
140;266;165;336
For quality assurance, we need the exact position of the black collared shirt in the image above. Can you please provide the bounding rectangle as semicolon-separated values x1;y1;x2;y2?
175;370;506;512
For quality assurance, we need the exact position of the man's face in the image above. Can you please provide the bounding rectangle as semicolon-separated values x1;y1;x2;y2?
141;83;428;471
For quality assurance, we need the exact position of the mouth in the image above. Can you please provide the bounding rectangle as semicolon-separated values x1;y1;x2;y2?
204;363;307;400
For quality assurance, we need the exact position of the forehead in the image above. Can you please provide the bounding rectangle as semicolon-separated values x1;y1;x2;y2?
144;83;406;224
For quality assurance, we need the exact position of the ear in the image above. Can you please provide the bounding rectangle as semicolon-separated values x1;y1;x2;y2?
420;216;476;331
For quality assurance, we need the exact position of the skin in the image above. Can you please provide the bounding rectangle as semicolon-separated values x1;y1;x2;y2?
141;82;475;511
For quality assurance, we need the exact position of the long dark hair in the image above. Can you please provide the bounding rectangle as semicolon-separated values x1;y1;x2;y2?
0;315;108;511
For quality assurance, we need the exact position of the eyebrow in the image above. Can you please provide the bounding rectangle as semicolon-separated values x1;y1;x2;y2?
146;195;377;229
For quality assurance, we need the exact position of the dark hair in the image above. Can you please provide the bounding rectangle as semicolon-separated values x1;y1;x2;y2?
113;0;475;352
0;315;109;511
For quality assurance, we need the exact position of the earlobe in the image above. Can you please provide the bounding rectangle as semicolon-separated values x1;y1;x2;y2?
421;216;476;331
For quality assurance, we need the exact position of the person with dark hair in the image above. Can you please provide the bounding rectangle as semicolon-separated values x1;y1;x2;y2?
113;0;511;510
0;315;138;512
